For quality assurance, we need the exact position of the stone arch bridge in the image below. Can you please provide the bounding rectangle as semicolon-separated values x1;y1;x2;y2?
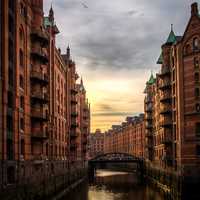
88;152;145;181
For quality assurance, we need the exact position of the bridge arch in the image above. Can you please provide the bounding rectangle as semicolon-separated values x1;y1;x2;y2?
88;152;145;182
90;152;142;162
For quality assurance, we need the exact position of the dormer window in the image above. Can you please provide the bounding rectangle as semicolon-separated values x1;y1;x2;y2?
193;37;199;50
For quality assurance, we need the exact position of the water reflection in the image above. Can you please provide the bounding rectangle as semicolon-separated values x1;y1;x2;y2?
65;170;165;200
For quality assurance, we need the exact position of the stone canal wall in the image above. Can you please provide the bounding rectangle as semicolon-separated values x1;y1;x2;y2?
145;164;181;200
145;162;200;200
0;160;87;200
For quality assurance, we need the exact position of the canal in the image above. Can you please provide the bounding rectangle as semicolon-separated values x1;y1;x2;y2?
62;170;166;200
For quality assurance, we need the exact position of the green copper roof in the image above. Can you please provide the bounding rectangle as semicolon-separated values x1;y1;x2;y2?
44;17;53;28
147;73;156;85
157;52;163;64
166;29;177;44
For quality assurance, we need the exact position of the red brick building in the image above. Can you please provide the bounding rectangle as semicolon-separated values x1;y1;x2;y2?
0;0;90;187
88;129;104;159
103;114;145;158
144;2;200;182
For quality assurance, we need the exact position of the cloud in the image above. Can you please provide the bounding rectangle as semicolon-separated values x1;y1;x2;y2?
44;0;196;131
92;112;138;117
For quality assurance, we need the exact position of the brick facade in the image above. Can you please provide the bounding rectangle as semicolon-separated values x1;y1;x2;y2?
0;0;90;188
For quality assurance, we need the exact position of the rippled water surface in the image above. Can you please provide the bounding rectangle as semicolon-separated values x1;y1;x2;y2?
64;170;165;200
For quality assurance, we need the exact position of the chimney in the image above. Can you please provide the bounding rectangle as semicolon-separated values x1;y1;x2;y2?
191;2;198;16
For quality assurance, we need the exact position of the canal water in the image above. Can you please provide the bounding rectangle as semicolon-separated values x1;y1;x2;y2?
63;170;165;200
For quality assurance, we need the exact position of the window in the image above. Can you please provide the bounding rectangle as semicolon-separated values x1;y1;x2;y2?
21;139;25;157
194;57;199;69
19;75;24;89
195;72;199;83
20;117;24;131
7;139;13;160
195;123;200;136
196;145;200;156
193;37;199;50
19;49;24;67
195;88;200;98
20;96;24;110
196;104;200;112
7;92;13;108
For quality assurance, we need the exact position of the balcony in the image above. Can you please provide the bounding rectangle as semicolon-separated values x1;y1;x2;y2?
31;131;48;140
160;118;172;127
31;91;49;103
31;110;48;121
160;92;171;102
158;66;171;77
160;106;172;115
146;114;152;120
71;112;78;118
145;96;153;104
71;88;78;95
31;29;49;46
146;105;153;113
30;71;48;85
146;122;153;129
71;95;78;104
71;121;78;128
159;80;171;90
31;47;48;64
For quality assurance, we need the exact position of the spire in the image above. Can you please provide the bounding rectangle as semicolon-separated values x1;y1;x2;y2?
67;45;70;60
171;24;173;32
81;77;83;85
49;3;54;22
80;77;85;92
166;24;176;44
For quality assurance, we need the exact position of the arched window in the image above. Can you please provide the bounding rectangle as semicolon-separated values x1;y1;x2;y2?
193;37;199;50
195;72;199;83
194;57;199;69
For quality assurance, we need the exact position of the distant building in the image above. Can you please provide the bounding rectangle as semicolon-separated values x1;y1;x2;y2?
89;129;104;159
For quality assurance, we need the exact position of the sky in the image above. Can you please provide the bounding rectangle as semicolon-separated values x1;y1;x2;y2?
44;0;197;132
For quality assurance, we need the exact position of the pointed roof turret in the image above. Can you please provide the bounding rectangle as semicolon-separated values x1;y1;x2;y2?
147;72;156;85
67;45;70;60
49;3;54;22
80;77;86;92
165;24;177;44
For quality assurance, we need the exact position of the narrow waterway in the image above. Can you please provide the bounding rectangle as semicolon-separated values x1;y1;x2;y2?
63;170;166;200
